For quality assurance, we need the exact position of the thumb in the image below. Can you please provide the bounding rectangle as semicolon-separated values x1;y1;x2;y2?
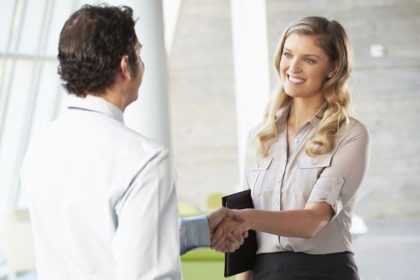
208;207;228;230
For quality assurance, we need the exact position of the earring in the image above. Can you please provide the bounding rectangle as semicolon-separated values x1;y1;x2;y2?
328;73;333;78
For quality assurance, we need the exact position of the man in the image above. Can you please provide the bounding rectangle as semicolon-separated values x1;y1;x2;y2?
21;5;242;280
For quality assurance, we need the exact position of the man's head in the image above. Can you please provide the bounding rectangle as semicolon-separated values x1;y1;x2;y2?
58;4;141;98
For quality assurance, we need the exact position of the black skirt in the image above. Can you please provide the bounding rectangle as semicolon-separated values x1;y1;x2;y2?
250;251;359;280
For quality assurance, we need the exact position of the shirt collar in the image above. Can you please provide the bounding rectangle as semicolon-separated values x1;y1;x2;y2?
275;104;291;125
309;102;327;127
275;102;327;128
67;95;124;123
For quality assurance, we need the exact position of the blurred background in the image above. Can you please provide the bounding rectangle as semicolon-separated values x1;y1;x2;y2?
0;0;419;279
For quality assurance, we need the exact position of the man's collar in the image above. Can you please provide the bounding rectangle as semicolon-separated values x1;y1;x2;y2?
67;94;124;123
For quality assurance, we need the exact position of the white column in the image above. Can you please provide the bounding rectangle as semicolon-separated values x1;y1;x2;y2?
122;0;171;148
230;0;271;182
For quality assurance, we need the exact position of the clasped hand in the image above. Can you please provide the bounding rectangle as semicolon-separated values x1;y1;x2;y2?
208;208;248;253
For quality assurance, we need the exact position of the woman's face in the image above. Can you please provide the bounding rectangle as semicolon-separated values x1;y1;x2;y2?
279;33;333;101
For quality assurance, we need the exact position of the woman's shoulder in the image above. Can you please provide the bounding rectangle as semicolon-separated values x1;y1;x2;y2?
338;116;370;142
247;122;266;141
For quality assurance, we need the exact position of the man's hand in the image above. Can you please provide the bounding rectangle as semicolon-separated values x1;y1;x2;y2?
207;207;248;253
207;207;230;232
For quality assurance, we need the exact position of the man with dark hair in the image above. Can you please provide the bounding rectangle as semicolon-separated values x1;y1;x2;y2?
57;5;141;99
21;4;243;279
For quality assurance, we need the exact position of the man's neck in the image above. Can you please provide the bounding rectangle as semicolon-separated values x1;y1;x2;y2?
95;84;129;112
102;92;125;112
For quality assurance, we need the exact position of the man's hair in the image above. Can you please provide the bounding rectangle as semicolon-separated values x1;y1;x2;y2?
57;4;138;97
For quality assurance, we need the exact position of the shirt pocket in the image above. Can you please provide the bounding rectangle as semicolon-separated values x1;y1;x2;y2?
294;153;333;198
248;157;273;198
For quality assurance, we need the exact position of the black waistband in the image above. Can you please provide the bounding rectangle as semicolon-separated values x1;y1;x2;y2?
251;251;359;280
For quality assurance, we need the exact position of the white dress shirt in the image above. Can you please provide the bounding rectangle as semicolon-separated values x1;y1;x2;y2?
21;95;181;280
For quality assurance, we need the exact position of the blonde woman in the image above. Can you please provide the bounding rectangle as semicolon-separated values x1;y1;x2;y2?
214;17;370;279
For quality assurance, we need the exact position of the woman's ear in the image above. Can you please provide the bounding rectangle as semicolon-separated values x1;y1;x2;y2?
120;55;131;81
327;64;338;79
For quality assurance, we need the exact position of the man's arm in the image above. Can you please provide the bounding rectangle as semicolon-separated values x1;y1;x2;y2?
179;215;210;255
180;207;246;255
113;149;180;279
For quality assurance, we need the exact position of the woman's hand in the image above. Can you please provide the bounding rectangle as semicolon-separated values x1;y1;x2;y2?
209;208;249;252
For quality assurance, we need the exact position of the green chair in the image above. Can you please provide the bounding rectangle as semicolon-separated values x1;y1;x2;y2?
205;192;225;213
181;248;234;280
178;202;200;217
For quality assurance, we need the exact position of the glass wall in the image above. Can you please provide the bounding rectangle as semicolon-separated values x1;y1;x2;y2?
0;1;97;274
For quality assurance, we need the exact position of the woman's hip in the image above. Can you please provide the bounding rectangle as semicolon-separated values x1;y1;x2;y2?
250;251;359;280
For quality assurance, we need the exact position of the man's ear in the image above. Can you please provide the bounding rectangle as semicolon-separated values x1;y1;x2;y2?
120;55;131;81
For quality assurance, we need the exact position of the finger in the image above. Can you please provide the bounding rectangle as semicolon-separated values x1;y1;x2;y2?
208;207;228;231
218;243;230;253
217;241;231;253
211;224;225;245
217;238;236;253
211;235;225;250
228;233;240;251
230;240;238;252
232;229;245;245
219;242;232;253
211;230;227;249
228;233;243;249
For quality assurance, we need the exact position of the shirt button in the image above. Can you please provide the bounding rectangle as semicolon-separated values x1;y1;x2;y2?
311;159;318;165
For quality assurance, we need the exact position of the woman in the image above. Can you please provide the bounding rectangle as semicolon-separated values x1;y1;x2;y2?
217;16;370;279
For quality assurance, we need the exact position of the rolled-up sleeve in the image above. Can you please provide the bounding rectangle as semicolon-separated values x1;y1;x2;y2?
308;122;370;219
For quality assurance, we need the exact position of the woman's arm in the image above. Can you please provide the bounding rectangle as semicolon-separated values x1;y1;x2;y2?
234;202;333;239
236;271;251;280
212;202;332;251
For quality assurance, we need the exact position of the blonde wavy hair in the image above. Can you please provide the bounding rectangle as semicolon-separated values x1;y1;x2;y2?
253;16;353;158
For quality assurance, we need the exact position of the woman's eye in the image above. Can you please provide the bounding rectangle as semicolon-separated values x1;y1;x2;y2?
305;58;316;64
283;52;292;58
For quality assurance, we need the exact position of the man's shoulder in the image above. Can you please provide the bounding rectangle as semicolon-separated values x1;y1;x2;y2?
25;113;169;165
116;125;169;158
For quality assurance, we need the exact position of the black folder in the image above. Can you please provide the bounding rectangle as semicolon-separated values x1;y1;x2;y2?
222;189;257;277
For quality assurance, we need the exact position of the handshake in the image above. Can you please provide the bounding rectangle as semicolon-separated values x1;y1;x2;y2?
207;207;249;253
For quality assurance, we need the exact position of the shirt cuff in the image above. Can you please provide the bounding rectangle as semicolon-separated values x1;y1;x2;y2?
180;215;210;255
308;176;345;219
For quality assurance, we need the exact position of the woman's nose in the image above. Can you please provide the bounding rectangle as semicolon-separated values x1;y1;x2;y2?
288;59;302;73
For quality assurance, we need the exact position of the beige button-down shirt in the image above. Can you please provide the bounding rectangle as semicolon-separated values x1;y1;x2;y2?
243;104;370;254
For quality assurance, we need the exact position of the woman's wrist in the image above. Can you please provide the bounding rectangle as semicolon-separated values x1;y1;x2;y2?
235;208;255;231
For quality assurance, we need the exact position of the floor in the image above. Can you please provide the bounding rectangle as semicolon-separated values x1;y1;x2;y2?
353;219;420;280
